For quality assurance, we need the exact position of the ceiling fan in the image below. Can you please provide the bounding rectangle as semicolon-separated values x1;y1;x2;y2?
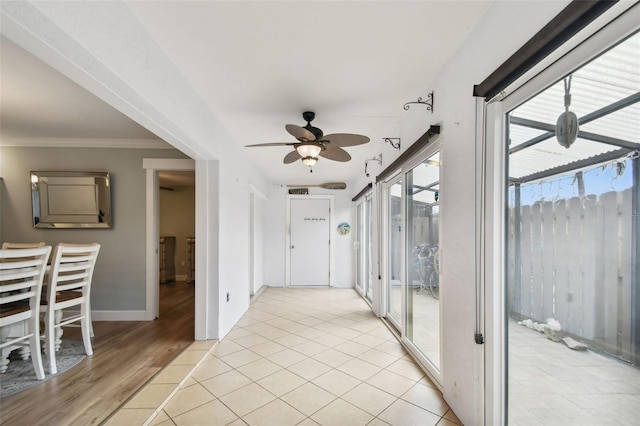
245;111;370;169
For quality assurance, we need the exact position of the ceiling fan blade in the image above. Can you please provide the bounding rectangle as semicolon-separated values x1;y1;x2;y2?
286;124;316;142
283;150;302;164
319;146;351;162
245;142;296;147
322;133;370;147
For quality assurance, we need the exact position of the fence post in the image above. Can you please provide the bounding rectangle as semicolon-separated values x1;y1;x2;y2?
513;183;522;318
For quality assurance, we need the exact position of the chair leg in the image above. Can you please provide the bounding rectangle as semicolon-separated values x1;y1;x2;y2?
54;310;64;352
29;315;45;380
0;348;10;374
81;305;93;356
46;309;57;375
88;301;94;338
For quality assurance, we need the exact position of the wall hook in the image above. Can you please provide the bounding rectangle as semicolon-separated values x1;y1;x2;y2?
403;91;434;113
364;154;382;177
383;138;401;150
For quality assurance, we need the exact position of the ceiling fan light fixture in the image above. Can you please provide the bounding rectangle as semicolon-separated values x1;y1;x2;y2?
296;142;322;158
302;156;318;166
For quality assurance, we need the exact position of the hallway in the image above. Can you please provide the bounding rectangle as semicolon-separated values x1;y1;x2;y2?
108;288;461;425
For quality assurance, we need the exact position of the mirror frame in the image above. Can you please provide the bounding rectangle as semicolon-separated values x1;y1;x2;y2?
31;171;112;229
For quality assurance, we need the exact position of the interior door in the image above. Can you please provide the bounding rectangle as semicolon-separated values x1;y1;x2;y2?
290;198;330;286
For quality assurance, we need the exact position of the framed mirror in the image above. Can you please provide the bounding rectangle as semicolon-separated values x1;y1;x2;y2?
31;171;112;228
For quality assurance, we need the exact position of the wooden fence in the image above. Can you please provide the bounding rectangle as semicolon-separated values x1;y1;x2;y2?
508;188;634;361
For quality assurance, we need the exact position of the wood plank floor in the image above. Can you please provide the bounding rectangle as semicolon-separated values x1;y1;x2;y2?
0;281;195;426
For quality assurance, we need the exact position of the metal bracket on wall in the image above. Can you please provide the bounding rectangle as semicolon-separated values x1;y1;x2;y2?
383;138;401;150
364;154;382;177
403;91;434;113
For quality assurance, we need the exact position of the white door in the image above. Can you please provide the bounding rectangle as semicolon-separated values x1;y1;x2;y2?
290;198;330;286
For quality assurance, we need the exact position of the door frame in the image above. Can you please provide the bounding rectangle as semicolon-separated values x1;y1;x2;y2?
381;172;403;332
400;140;444;386
143;158;195;320
285;194;335;287
354;196;367;297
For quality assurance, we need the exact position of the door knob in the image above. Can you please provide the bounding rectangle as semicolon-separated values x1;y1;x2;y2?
291;245;295;249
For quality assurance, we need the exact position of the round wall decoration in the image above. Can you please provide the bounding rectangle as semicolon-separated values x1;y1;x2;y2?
337;222;351;235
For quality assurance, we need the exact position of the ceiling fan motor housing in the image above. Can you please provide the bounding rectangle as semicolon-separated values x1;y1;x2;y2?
302;111;324;140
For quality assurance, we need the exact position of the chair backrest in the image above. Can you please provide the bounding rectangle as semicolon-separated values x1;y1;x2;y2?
2;242;46;249
47;243;101;305
0;246;52;326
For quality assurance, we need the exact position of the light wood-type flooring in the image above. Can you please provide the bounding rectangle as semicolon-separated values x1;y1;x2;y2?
0;281;194;426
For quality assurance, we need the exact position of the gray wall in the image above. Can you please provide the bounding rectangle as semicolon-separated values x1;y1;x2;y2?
0;146;188;311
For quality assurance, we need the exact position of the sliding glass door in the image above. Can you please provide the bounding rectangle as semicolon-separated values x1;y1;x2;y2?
380;141;444;382
502;31;640;426
404;151;441;371
365;195;373;302
355;193;374;303
384;174;403;330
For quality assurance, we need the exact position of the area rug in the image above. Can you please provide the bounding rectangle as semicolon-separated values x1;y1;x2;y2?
0;339;86;398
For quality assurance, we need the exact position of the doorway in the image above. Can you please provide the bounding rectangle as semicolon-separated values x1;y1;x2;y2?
159;170;195;314
143;158;195;320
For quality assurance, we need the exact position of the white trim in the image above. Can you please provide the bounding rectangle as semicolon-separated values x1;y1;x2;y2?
285;194;335;287
354;197;366;297
371;184;383;317
483;101;507;426
380;172;402;332
0;137;173;149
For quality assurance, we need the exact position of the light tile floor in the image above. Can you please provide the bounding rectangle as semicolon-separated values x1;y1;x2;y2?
107;287;461;426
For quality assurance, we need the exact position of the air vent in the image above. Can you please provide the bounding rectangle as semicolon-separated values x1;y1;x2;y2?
288;188;309;195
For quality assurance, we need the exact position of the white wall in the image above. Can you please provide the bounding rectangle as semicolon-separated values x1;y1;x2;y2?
333;190;356;288
250;189;266;295
263;185;288;286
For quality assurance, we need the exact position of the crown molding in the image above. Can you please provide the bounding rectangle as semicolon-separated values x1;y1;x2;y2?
0;137;174;149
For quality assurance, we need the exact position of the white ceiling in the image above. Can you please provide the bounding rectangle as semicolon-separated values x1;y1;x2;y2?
0;1;493;186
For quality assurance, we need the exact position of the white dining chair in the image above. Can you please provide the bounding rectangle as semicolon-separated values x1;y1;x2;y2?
42;243;100;374
0;246;52;380
1;242;46;249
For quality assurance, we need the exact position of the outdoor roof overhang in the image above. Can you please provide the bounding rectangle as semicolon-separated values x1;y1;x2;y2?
507;31;640;185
